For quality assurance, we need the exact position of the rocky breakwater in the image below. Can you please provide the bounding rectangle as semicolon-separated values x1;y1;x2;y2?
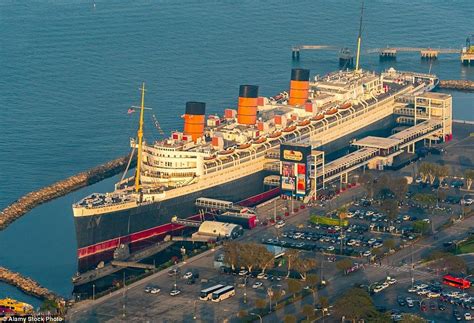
0;153;136;230
0;266;63;302
439;80;474;91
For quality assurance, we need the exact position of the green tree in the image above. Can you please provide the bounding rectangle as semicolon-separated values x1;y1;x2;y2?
287;278;302;300
412;220;430;235
223;241;239;270
380;199;399;221
255;298;267;313
383;239;396;251
284;314;297;323
391;177;408;201
419;162;433;183
401;313;425;323
358;173;374;198
301;303;315;321
293;258;317;281
334;288;377;322
465;169;474;190
256;245;275;274
336;258;353;274
284;249;299;278
40;299;58;313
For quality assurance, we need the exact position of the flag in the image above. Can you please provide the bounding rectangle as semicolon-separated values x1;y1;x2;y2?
127;108;135;114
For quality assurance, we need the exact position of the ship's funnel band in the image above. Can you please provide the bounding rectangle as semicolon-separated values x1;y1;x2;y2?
239;85;259;98
185;101;206;115
289;80;310;106
291;68;310;81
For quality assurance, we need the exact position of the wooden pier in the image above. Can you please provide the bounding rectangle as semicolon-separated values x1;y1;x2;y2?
368;47;460;60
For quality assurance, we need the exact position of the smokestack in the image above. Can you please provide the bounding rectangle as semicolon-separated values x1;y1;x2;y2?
183;101;206;142
237;85;259;125
289;68;310;106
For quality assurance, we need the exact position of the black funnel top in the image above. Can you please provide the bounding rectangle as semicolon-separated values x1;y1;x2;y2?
185;101;206;115
291;68;310;81
239;85;259;98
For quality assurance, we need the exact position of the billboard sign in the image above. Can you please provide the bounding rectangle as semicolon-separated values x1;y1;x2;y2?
280;144;311;197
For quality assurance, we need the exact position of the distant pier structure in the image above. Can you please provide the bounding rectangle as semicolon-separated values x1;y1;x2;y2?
461;35;474;65
291;45;354;68
369;47;460;61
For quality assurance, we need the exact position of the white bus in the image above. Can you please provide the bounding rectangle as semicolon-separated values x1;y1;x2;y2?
199;284;225;301
211;285;235;302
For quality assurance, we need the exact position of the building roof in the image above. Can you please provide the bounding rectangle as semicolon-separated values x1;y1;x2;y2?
353;136;401;149
417;92;451;100
198;221;240;237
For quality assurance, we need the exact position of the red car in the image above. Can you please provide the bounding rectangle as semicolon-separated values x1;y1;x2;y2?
420;304;428;312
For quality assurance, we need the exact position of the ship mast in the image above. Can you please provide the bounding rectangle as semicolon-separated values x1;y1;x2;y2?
355;0;364;72
134;83;146;193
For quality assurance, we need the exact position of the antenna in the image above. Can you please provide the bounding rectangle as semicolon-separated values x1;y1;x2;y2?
355;0;365;72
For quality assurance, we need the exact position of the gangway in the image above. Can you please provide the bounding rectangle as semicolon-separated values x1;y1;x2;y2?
111;261;155;270
195;197;233;210
171;216;202;227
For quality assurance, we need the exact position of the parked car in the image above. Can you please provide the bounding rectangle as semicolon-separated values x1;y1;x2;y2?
169;289;181;296
183;272;193;279
275;220;286;229
252;281;263;289
150;287;161;294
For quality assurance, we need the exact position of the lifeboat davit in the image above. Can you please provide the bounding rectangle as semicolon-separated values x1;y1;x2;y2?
311;114;325;122
297;119;310;127
237;143;251;150
325;107;338;115
269;131;282;138
282;125;297;133
253;137;267;145
340;102;352;109
218;149;235;155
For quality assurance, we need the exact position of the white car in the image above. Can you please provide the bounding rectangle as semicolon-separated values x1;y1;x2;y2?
465;313;472;321
403;215;410;221
408;287;418;293
257;272;265;279
417;289;428;296
150;287;161;294
169;289;181;296
252;281;263;289
381;282;390;289
363;250;371;257
238;269;249;276
373;242;383;249
326;246;335;251
183;272;193;279
406;298;414;307
368;238;377;245
428;291;440;298
373;285;384;293
366;211;374;216
387;278;397;285
275;220;286;229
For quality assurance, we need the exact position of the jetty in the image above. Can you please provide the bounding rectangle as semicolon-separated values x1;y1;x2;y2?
0;266;63;302
0;153;136;231
439;80;474;91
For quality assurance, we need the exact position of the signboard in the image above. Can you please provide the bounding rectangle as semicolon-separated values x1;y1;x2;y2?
280;144;311;197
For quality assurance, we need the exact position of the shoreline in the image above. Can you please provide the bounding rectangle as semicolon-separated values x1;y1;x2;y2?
0;153;136;231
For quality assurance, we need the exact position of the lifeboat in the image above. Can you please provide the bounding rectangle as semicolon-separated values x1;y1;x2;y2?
253;137;267;145
297;119;310;127
282;125;296;133
269;131;282;138
311;114;325;122
325;107;338;115
218;149;235;155
204;155;216;160
237;143;251;150
340;102;352;109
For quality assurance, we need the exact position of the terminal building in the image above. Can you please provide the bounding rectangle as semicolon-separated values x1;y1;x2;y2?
276;89;452;201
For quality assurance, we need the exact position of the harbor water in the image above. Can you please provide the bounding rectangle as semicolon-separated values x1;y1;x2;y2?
0;0;473;299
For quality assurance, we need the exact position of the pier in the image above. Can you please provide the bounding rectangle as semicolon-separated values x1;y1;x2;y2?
0;153;136;231
0;266;63;302
439;80;474;91
368;47;460;60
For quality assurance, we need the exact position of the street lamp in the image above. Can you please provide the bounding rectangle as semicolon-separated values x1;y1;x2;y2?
250;312;262;323
92;284;95;301
193;300;197;320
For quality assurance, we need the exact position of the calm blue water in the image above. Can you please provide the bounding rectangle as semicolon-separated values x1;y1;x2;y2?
0;0;473;300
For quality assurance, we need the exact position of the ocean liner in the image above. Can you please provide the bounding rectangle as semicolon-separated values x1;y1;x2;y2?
72;66;439;267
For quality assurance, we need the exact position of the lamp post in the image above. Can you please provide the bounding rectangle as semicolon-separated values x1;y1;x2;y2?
193;300;197;320
92;284;95;301
250;312;262;323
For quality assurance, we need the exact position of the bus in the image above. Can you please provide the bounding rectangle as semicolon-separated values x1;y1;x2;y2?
211;285;235;302
199;284;225;301
442;274;471;289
